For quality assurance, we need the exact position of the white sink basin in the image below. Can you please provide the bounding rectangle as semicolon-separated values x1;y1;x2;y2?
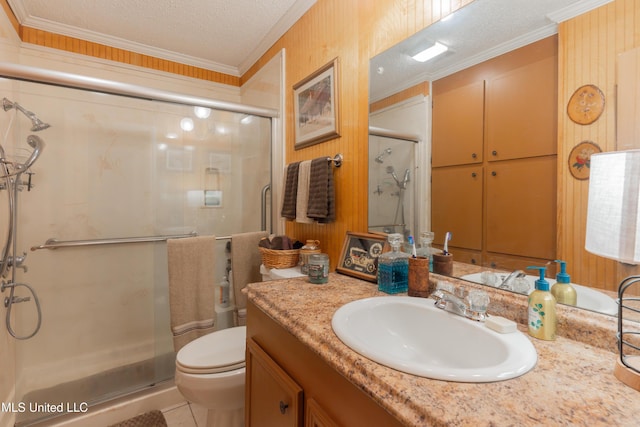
331;296;537;382
460;273;618;316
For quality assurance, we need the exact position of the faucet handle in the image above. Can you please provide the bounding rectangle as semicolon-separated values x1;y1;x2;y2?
467;289;489;321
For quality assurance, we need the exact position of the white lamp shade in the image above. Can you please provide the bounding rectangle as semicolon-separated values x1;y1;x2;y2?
585;150;640;264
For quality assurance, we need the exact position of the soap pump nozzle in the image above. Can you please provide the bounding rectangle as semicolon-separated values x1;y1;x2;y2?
552;259;577;306
554;260;570;284
527;266;550;291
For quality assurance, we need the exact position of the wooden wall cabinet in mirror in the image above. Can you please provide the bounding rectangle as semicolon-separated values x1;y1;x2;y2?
486;157;556;260
432;80;484;167
431;165;483;251
432;37;557;271
486;55;557;160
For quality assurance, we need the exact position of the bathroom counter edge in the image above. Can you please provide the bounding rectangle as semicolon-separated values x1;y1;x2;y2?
244;273;639;426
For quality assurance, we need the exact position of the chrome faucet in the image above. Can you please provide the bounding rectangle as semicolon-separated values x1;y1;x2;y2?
430;286;489;322
499;270;525;290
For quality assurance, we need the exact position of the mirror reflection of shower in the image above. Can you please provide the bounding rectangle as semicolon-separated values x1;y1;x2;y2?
0;97;50;339
368;127;418;239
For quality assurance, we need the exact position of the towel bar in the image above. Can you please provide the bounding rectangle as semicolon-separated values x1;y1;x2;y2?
328;153;343;167
31;231;201;251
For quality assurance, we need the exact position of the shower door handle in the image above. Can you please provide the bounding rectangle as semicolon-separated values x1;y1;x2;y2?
261;184;271;232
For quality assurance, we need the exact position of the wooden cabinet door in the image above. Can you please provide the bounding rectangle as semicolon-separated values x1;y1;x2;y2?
246;338;303;427
432;80;485;167
485;56;557;161
431;165;483;250
485;156;556;260
305;398;338;427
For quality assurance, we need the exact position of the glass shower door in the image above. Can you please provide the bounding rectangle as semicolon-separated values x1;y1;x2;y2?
0;78;271;425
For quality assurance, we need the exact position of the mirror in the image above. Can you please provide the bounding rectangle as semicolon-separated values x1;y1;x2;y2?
368;0;621;316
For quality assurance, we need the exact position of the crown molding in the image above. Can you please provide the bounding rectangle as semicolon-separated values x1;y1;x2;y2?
18;15;241;76
239;0;316;75
546;0;613;23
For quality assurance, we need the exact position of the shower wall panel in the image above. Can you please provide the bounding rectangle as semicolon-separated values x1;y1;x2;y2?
0;78;271;417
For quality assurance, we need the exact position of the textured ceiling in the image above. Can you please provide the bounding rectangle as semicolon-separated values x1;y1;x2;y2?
370;0;613;101
7;0;316;76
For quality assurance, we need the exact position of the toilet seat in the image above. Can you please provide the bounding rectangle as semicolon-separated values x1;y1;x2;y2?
176;326;246;375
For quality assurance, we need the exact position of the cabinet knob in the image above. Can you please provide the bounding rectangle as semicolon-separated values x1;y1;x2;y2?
491;171;497;176
492;150;498;156
279;401;289;415
471;258;477;264
471;172;477;178
491;262;497;268
471;153;477;159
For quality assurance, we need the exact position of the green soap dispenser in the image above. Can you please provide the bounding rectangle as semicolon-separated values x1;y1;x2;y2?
551;260;577;306
527;266;557;341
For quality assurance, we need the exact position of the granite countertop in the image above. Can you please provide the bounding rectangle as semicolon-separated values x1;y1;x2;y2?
245;273;640;427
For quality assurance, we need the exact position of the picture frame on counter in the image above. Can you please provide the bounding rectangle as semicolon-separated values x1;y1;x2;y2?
293;57;340;149
336;231;385;282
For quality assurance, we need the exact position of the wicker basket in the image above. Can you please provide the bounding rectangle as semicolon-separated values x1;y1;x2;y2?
259;247;300;269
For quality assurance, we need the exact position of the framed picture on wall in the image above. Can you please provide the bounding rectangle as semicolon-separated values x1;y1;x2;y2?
293;58;340;149
336;231;385;282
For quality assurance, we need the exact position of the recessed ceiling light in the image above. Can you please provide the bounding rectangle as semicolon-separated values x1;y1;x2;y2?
412;42;448;62
194;106;211;119
180;117;194;132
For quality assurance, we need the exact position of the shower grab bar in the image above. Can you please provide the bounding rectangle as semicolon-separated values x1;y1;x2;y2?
261;183;270;232
30;231;201;251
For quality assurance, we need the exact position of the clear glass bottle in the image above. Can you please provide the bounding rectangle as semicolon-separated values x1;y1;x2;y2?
416;231;435;272
307;253;329;284
299;239;320;275
378;233;410;294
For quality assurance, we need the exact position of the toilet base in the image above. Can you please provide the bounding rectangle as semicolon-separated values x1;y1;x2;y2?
206;406;244;427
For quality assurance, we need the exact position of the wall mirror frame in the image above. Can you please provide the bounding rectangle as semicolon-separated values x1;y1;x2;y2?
367;0;630;319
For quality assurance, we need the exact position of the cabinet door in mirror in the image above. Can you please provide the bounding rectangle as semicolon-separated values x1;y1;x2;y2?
432;80;484;167
486;156;556;260
432;165;483;251
486;54;557;161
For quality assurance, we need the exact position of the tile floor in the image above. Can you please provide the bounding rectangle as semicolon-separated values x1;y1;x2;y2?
162;402;207;427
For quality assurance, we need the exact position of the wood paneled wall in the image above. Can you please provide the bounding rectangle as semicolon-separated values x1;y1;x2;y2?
243;0;471;267
5;0;637;287
1;0;472;269
558;0;640;291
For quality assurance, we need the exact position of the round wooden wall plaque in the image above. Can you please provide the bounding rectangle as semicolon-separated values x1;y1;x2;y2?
567;84;605;125
568;140;602;180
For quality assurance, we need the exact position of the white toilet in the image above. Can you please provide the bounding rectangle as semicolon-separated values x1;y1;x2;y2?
175;325;247;427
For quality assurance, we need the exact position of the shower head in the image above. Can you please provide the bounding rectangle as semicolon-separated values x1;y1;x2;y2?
22;135;45;171
374;148;392;163
2;98;51;132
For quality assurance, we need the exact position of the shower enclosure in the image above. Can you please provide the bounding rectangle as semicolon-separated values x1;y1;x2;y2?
0;67;274;426
368;95;431;242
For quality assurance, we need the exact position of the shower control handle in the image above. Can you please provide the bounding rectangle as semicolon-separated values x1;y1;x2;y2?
8;252;28;272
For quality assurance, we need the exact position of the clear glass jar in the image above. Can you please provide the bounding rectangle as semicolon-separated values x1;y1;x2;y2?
377;233;409;294
307;253;329;284
299;239;321;274
416;231;435;272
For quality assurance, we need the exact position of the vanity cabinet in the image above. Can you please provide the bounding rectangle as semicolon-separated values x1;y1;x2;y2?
246;338;303;426
245;301;404;427
431;36;557;270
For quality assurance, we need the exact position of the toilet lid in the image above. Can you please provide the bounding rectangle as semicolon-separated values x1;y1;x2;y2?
176;326;246;374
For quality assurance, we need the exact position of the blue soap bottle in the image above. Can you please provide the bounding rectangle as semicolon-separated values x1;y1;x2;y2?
378;233;409;294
